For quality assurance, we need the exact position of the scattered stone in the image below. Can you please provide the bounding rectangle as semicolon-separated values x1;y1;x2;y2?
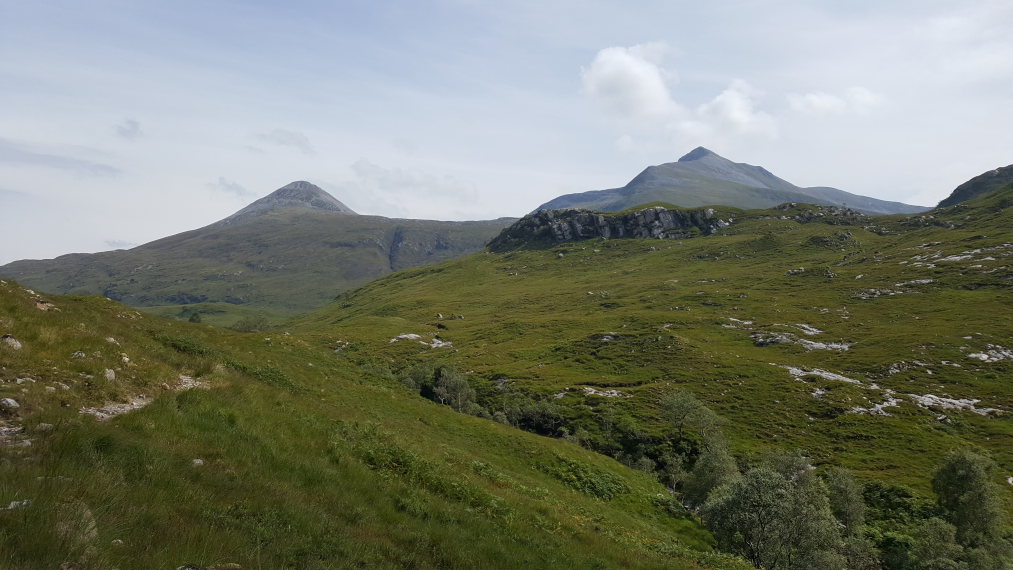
45;386;56;392
34;299;57;311
111;539;125;547
80;395;151;421
4;499;31;510
752;332;852;351
967;344;1013;363
582;386;631;398
105;337;119;345
34;423;54;432
906;393;1001;416
895;279;934;287
0;398;20;411
421;338;453;348
70;351;86;359
1;334;22;350
192;458;205;467
104;369;116;381
780;365;863;385
847;391;902;416
389;333;421;343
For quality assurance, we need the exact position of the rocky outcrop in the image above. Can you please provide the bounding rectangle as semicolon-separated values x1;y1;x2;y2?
488;206;730;251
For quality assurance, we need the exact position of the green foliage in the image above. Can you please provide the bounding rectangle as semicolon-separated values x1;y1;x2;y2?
682;437;740;508
931;449;1007;548
821;466;867;536
229;315;269;332
907;518;967;570
702;459;847;570
540;456;629;500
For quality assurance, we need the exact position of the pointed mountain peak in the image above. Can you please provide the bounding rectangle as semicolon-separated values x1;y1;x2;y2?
222;180;356;223
678;146;722;162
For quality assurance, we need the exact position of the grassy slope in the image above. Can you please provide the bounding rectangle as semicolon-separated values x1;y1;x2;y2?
291;194;1013;495
0;211;511;327
0;280;748;570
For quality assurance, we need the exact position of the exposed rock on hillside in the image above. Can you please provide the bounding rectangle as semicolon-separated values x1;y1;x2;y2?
488;206;729;251
222;180;356;223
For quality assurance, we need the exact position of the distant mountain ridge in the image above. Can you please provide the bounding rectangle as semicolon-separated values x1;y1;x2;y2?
535;147;929;216
0;181;513;325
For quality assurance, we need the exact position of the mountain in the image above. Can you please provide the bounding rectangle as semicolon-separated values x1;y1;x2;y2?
535;147;929;215
0;181;513;326
222;180;357;222
937;164;1013;207
3;172;1011;569
290;184;1013;565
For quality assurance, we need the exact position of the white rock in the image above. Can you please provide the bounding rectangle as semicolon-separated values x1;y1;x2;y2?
0;397;19;410
192;458;204;467
1;335;22;350
104;369;116;381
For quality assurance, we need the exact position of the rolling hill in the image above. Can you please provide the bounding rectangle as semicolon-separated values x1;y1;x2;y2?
2;165;1010;569
0;181;514;327
534;147;929;215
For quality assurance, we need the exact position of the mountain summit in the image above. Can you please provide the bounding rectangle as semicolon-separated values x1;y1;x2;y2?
535;148;928;215
223;180;356;223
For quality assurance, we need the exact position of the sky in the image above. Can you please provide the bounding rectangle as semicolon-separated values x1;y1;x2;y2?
1;0;1012;264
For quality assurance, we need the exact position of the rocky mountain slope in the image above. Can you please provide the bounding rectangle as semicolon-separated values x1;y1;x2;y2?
0;182;513;326
937;163;1013;207
535;147;929;215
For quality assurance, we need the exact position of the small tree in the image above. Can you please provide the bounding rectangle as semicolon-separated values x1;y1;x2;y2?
822;466;866;536
659;389;718;441
908;518;967;570
703;462;846;570
432;367;476;412
682;435;739;507
932;449;1006;548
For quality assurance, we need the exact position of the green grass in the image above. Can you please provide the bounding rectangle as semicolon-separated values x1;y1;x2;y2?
0;210;511;326
290;194;1013;499
0;278;748;569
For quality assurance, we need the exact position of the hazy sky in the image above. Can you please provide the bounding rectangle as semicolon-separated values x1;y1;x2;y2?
2;1;1012;264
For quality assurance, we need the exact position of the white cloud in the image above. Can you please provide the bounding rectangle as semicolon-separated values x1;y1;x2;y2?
0;137;120;177
104;239;137;250
256;129;314;154
208;176;254;198
583;45;778;147
115;118;142;140
696;80;778;139
582;43;682;122
335;159;480;219
788;86;883;115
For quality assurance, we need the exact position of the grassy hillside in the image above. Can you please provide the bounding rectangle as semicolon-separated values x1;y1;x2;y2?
0;210;511;328
291;192;1013;495
0;279;749;569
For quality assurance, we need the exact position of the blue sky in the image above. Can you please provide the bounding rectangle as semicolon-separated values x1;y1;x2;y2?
2;1;1012;263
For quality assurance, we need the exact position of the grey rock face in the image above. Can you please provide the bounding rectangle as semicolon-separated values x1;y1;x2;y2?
488;206;726;251
222;180;356;223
